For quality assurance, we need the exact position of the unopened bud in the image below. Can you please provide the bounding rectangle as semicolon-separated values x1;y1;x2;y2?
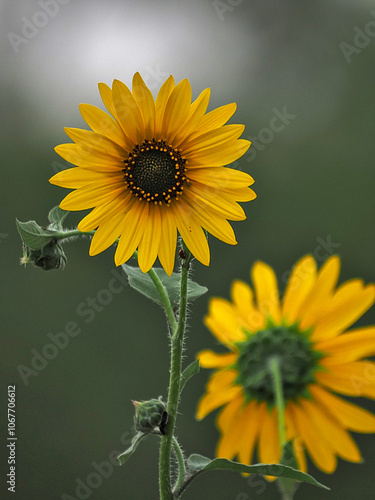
132;397;167;434
21;239;67;270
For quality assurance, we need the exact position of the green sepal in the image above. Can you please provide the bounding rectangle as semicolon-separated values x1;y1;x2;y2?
176;454;329;496
117;432;148;466
276;441;300;499
121;264;207;307
16;219;56;250
48;206;69;230
180;360;200;394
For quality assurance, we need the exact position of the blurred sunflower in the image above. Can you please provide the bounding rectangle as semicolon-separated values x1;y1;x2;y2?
49;73;255;274
197;255;375;474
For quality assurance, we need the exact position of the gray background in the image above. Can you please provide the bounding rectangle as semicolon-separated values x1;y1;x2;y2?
2;0;375;498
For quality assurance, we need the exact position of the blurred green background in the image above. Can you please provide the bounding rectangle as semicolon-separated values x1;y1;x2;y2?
2;0;375;498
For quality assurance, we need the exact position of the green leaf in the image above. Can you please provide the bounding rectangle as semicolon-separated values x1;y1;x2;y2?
181;455;328;493
48;206;69;229
16;219;56;250
117;432;148;466
121;264;207;307
180;360;200;394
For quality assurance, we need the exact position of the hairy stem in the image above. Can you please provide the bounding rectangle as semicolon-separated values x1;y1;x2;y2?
159;250;190;499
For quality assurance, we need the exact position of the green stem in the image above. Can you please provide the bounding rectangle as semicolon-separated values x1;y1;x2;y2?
269;356;286;448
146;267;177;334
159;251;190;500
172;437;186;493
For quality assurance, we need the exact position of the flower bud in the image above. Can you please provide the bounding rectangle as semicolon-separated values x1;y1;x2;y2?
21;240;67;271
132;397;167;434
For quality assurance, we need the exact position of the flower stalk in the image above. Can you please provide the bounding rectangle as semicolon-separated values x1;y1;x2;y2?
269;356;286;448
159;245;191;499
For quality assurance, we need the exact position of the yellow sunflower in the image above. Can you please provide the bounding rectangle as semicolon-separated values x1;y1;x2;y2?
197;255;375;474
49;73;255;274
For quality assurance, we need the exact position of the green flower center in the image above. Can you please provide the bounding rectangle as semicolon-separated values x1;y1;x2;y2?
123;139;187;205
234;324;322;404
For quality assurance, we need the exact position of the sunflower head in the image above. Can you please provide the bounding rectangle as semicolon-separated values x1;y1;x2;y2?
49;73;255;274
197;255;375;474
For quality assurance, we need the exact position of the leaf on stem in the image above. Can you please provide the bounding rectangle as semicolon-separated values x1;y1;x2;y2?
48;206;70;229
176;454;329;496
16;220;57;250
117;432;149;466
121;265;207;306
180;360;200;394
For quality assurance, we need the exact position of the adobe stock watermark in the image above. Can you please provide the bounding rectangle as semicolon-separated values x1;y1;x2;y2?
245;107;296;164
349;361;375;396
142;64;169;91
61;428;137;500
225;106;296;171
340;10;375;63
17;268;128;386
213;0;244;22
7;0;71;55
0;233;9;244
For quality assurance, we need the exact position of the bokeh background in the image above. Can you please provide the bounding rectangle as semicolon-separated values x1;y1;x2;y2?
2;0;375;498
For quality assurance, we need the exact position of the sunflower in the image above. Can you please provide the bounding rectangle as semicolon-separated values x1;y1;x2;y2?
49;73;255;274
197;255;375;474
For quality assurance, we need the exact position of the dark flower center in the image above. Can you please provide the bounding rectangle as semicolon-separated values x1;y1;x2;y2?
234;324;323;405
123;139;187;205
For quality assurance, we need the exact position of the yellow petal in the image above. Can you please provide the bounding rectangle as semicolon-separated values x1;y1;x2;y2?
187;166;254;190
258;406;281;465
174;88;211;147
191;102;237;139
89;211;125;255
299;255;341;331
49;168;111;189
316;360;375;399
205;297;246;345
237;401;262;465
187;139;250;167
299;398;361;462
137;205;162;273
184;125;245;155
282;255;318;324
289;401;337;473
309;384;375;432
216;397;247;460
183;191;237;245
171;199;210;266
162;79;192;143
112;79;144;145
197;371;241;420
155;75;175;134
315;326;375;363
217;393;245;432
284;404;307;472
64;128;126;158
59;179;126;211
114;202;149;265
77;192;133;232
251;261;282;324
157;206;177;276
197;350;237;369
230;280;265;332
54;143;124;171
187;182;246;221
79;103;132;151
311;281;375;341
132;72;155;139
98;82;117;118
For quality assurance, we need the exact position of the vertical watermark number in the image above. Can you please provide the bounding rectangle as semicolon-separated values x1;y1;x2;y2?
7;386;17;493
